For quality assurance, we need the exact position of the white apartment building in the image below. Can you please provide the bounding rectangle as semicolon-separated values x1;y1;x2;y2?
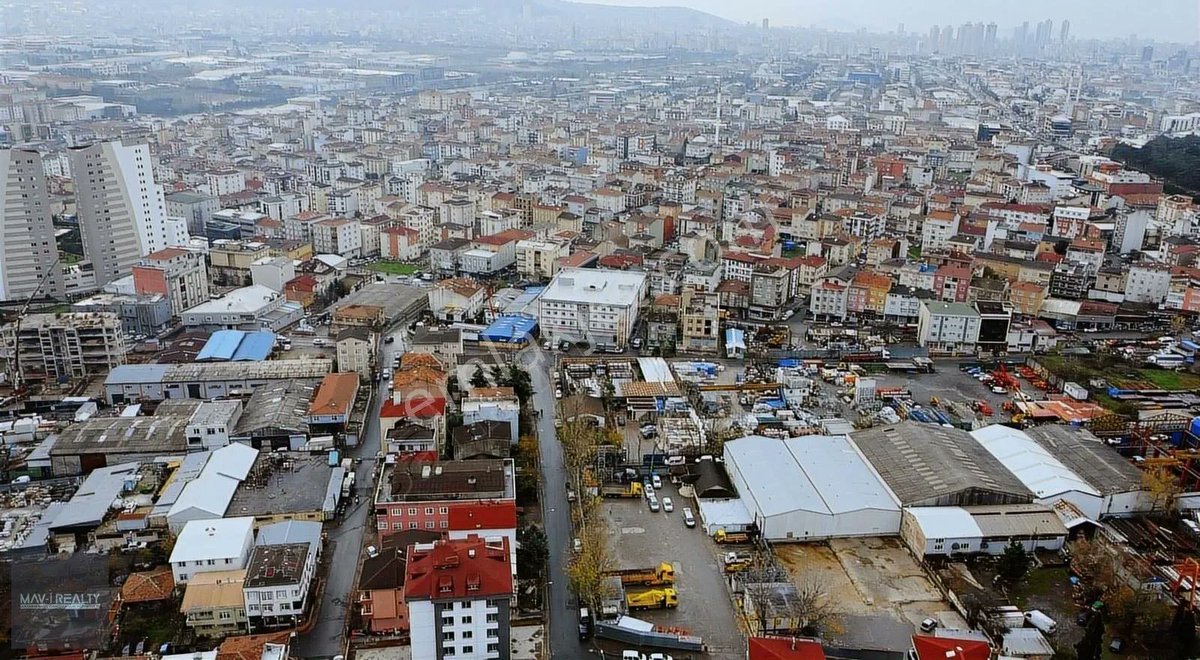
514;239;569;279
249;257;296;293
537;268;649;349
132;248;210;316
206;170;245;197
70;141;172;287
401;206;439;247
1124;263;1171;304
405;536;513;660
242;541;319;631
809;278;849;321
919;212;960;253
0;148;65;300
312;218;363;258
917;301;981;353
169;517;256;585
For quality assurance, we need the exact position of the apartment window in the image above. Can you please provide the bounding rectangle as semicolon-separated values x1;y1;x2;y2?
408;507;417;515
178;573;188;581
440;521;449;529
461;601;472;609
425;507;434;515
486;613;498;622
393;523;403;530
461;646;472;654
442;631;455;641
378;522;388;530
218;611;232;620
439;506;448;514
487;643;499;653
426;521;435;529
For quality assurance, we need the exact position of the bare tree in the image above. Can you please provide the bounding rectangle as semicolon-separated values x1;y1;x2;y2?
739;560;839;637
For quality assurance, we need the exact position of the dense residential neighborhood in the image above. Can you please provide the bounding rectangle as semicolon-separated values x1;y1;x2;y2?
3;2;1200;660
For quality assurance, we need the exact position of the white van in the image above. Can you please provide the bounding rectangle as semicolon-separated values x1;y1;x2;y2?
682;508;695;527
1024;609;1058;635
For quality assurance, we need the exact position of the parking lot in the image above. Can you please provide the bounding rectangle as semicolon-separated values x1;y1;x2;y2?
777;538;964;652
872;366;1017;424
600;487;747;660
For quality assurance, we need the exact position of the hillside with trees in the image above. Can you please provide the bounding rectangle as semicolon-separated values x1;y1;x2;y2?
1112;135;1200;196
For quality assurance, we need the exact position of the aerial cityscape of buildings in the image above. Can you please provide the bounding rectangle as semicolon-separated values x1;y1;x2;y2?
1;2;1200;660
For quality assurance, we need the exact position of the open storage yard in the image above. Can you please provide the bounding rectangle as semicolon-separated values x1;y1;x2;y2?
777;538;966;651
600;488;747;659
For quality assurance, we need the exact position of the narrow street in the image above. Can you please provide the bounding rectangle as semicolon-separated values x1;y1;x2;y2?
296;325;409;658
519;348;590;658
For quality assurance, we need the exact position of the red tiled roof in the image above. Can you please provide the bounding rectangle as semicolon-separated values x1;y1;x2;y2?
447;500;518;531
217;631;292;660
381;397;447;419
748;637;826;660
911;635;989;660
404;535;513;602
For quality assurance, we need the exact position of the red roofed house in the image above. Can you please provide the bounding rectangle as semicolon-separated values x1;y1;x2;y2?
284;274;319;309
911;635;990;660
748;636;826;660
356;529;441;636
405;535;514;660
375;456;516;577
380;363;448;449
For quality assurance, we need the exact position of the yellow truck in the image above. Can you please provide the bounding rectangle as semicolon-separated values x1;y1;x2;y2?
604;562;676;587
601;482;644;498
625;588;679;611
714;529;751;544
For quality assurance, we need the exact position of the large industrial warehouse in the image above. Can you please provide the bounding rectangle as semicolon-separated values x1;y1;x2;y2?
723;435;901;541
850;422;1034;507
972;424;1151;519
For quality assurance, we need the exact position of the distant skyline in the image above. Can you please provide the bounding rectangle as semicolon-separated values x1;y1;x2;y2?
573;0;1200;43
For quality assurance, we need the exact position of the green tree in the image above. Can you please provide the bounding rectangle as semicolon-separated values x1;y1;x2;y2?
997;541;1031;585
470;364;490;388
516;525;549;579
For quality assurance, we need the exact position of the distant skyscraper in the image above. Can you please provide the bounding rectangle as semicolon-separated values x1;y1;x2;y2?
762;18;769;30
1059;20;1070;43
1035;19;1053;48
984;22;997;52
1142;45;1155;62
928;25;940;50
0;149;64;301
897;23;905;36
70;140;173;287
1016;22;1030;52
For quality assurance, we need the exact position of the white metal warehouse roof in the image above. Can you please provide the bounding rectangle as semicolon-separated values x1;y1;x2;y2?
970;425;1100;499
725;435;899;518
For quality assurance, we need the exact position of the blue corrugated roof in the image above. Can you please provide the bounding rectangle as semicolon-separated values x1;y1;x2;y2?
197;330;244;361
232;330;276;361
481;315;538;343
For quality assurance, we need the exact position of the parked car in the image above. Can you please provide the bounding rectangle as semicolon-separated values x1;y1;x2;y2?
312;337;328;347
652;474;662;489
384;335;395;344
682;508;696;527
920;618;938;633
662;497;673;512
648;497;660;512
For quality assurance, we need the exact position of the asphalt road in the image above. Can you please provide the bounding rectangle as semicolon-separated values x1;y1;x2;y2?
518;348;589;658
296;324;411;658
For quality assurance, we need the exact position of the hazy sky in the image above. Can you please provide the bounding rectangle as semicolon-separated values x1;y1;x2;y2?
576;0;1200;42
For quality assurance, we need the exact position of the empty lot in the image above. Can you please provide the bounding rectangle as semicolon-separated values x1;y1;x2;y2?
777;537;965;651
